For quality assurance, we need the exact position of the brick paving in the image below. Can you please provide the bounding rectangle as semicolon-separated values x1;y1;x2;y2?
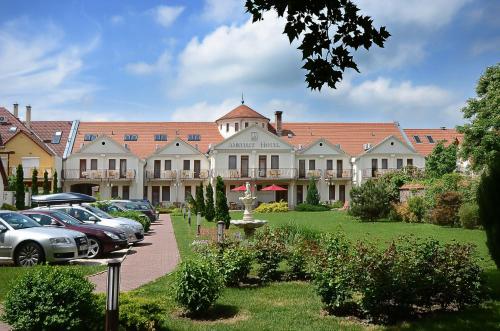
0;214;179;331
89;214;180;292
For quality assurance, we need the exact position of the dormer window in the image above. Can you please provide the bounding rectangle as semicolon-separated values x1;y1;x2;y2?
188;134;201;141
52;131;62;144
8;126;17;132
124;134;138;141
154;134;167;141
426;135;434;143
84;134;96;141
413;135;422;143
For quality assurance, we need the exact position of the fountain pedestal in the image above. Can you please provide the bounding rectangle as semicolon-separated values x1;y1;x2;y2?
230;182;267;237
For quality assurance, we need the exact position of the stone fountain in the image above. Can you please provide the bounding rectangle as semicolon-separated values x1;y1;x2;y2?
230;182;267;237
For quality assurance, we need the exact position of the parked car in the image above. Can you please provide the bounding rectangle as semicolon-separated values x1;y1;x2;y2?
35;205;144;244
22;210;128;258
0;211;88;266
96;202;151;224
111;199;158;222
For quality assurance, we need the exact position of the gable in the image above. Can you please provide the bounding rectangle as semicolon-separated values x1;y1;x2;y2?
75;135;136;156
150;138;206;158
366;136;416;155
6;131;54;157
299;139;347;156
214;125;293;151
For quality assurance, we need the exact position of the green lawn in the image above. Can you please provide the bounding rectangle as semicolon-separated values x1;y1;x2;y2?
131;211;500;331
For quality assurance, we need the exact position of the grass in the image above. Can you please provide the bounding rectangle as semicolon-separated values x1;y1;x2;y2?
0;264;105;302
130;211;500;331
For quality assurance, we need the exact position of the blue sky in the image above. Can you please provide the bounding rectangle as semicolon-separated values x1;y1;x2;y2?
0;0;498;128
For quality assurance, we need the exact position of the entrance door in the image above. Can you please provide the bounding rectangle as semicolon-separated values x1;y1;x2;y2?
299;160;305;178
259;156;267;177
275;185;288;202
296;185;303;204
241;156;249;178
152;186;160;206
194;160;201;179
339;185;345;202
154;160;161;178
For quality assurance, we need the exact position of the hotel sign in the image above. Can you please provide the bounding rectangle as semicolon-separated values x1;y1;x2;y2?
228;141;281;149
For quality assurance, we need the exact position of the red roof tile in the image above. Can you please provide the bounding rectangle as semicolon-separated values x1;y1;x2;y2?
404;128;462;156
216;104;270;122
30;121;73;157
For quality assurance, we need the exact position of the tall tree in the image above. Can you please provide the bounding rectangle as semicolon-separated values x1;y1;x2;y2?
42;170;50;194
458;63;500;170
52;171;58;193
195;184;206;217
214;176;231;229
31;168;39;196
205;182;215;222
245;0;390;90
477;152;500;268
15;165;25;210
425;141;458;178
306;178;320;205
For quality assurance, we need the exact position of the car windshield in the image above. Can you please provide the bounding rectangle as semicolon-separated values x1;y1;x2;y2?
1;213;41;229
84;205;114;219
51;210;83;225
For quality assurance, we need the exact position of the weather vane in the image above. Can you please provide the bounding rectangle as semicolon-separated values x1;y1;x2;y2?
241;92;244;104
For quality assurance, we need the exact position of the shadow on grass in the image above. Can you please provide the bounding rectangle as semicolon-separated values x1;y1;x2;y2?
182;304;239;321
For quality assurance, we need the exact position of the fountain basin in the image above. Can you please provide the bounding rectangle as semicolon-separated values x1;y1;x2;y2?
230;220;267;237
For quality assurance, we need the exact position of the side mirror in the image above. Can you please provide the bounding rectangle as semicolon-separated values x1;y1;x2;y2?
0;224;7;233
88;216;98;223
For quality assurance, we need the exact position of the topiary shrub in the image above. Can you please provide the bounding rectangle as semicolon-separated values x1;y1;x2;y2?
119;294;165;331
254;201;288;213
430;191;462;226
1;266;98;331
349;179;392;221
295;203;330;212
173;258;223;314
459;202;480;229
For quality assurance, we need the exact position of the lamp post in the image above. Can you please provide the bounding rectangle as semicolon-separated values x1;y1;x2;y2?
105;259;121;331
196;212;201;236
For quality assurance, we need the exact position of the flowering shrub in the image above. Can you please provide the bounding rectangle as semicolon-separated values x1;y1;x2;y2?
254;201;288;213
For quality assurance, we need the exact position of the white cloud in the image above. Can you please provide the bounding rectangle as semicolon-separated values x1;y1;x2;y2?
173;13;302;95
471;38;500;55
170;98;240;121
125;50;171;75
202;0;245;23
110;15;124;25
153;5;184;28
356;0;471;29
0;19;99;111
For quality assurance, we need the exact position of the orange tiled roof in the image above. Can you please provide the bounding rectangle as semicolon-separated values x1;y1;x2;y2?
73;122;224;158
30;121;73;157
277;122;407;156
216;104;270;122
404;128;462;156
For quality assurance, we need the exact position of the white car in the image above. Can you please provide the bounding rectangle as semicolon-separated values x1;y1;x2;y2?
35;205;144;244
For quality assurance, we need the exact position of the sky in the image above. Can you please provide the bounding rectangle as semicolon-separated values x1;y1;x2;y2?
0;0;498;128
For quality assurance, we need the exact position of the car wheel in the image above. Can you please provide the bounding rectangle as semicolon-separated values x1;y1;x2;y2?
15;242;45;267
87;237;102;259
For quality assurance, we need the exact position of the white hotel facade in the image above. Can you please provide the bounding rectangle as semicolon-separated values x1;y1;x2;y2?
57;104;461;208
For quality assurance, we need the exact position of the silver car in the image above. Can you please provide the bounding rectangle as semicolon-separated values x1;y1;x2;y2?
0;211;88;266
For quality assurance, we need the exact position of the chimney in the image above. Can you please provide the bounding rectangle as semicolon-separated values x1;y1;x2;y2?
13;103;19;118
274;111;283;136
25;105;32;128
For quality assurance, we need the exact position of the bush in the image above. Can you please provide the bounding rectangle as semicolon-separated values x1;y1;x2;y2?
349;179;392;221
252;227;286;282
329;200;344;209
390;202;413;222
1;266;98;331
306;178;320;205
407;196;426;222
109;210;151;232
1;203;17;211
119;295;165;331
430;191;462;226
295;203;330;212
173;258;223;314
254;201;288;213
220;245;253;286
459;202;480;229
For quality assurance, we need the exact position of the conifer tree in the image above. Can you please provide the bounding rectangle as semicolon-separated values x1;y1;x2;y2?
31;168;39;196
214;176;230;229
52;171;58;193
43;170;50;194
306;177;320;205
204;182;215;222
15;165;25;210
195;184;206;217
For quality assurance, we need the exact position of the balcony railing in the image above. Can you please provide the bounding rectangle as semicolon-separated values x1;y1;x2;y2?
297;169;322;179
362;167;423;178
10;167;53;179
213;168;297;180
146;170;177;181
324;169;353;179
62;169;136;180
180;169;209;180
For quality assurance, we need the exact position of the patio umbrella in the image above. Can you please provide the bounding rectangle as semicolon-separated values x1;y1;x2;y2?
261;184;287;191
231;185;248;192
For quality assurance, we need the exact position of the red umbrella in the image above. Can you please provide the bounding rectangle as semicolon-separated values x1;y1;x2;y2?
261;184;287;191
231;185;248;192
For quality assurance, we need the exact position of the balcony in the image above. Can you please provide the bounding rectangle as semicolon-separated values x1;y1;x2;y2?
213;168;297;180
362;167;423;178
297;169;322;179
179;169;209;180
62;169;136;181
324;169;353;179
146;170;177;181
10;167;53;179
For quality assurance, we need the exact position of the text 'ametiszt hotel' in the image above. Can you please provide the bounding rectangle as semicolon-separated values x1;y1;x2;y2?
0;104;463;207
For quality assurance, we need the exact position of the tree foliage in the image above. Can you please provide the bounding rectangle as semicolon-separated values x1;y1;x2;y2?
458;63;500;170
349;179;391;221
478;152;500;268
425;141;458;178
43;170;50;194
245;0;390;90
205;183;215;222
31;168;39;196
214;176;231;229
52;171;58;193
195;184;206;217
306;178;320;205
15;165;25;210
